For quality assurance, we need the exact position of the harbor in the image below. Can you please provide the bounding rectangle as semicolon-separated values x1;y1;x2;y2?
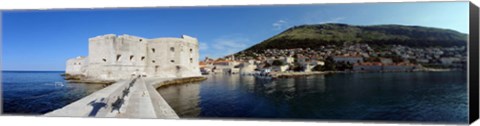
1;70;469;123
157;71;468;123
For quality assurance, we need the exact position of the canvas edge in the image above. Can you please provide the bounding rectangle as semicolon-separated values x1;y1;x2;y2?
468;1;479;124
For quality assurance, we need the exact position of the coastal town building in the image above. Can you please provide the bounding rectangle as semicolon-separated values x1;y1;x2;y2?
66;56;87;75
352;62;383;72
65;34;201;81
332;56;364;64
199;42;466;75
239;63;257;74
271;65;290;72
353;62;418;72
440;57;461;65
380;58;393;64
279;56;295;64
210;59;240;74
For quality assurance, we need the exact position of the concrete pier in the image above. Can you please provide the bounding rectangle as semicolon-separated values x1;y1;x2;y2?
44;77;180;118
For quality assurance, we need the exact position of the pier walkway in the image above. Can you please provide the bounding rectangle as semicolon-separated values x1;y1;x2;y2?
44;77;179;119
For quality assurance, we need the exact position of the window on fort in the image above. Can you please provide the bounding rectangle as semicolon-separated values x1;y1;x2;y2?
171;60;175;63
170;47;175;52
116;55;121;61
152;60;156;63
155;65;159;72
190;58;193;63
139;39;143;42
190;48;193;53
130;55;134;61
152;48;155;53
141;56;145;61
79;63;81;65
74;63;77;65
102;58;107;62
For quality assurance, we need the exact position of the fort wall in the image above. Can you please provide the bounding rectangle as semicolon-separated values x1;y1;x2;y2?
66;34;201;81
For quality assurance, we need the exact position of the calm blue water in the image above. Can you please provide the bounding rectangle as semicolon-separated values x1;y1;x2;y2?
2;71;107;115
157;71;468;123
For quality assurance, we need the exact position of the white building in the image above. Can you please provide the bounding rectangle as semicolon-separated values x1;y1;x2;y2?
66;56;87;75
440;57;461;65
332;56;363;64
239;64;257;74
65;34;201;81
380;58;393;64
271;65;290;72
416;59;429;64
278;56;294;64
211;60;240;74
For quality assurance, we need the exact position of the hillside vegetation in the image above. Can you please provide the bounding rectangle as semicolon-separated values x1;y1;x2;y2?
244;23;467;51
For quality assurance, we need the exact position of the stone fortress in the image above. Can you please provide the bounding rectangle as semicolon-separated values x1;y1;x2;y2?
66;34;201;81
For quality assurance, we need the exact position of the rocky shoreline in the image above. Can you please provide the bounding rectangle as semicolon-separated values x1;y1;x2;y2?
271;71;330;78
62;73;116;84
62;73;208;86
270;67;459;78
154;76;207;89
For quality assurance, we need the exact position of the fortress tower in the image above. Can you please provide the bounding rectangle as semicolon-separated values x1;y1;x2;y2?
65;34;201;81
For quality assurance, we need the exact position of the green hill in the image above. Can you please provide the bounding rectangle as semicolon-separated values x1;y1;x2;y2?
244;23;467;51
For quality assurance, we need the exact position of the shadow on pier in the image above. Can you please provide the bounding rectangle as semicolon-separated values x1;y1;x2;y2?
87;98;107;117
44;77;179;118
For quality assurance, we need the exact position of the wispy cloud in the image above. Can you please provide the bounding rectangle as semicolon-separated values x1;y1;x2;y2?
199;42;209;50
202;35;250;59
272;19;288;30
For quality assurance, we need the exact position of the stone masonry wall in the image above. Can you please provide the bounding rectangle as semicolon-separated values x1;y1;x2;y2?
65;34;201;81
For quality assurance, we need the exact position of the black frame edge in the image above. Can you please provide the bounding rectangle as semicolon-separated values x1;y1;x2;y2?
469;1;480;124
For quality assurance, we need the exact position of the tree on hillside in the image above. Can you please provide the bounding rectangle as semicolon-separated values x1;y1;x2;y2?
321;56;336;71
291;62;305;72
312;65;323;71
272;60;284;66
336;62;353;71
244;24;467;52
263;62;272;68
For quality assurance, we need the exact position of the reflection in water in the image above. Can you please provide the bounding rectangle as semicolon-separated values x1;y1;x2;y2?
158;82;201;117
157;72;467;123
158;74;328;118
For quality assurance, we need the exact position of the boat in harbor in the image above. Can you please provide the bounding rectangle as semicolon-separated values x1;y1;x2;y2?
200;69;210;75
253;69;274;79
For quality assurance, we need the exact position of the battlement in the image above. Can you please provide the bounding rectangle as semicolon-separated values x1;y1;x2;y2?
88;34;116;41
88;34;197;44
181;35;197;40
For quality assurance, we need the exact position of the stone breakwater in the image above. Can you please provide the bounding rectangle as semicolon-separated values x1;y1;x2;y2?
44;76;206;118
62;73;116;84
152;77;207;88
271;71;330;78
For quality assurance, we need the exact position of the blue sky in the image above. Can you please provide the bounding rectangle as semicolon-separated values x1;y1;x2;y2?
1;2;469;71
